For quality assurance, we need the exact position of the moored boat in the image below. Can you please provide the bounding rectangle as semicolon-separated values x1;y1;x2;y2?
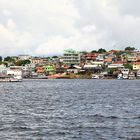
0;75;22;82
91;74;99;79
129;72;136;80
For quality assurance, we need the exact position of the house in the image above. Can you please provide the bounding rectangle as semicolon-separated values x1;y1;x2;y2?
108;62;124;69
121;69;129;79
7;66;23;80
44;65;55;75
36;66;45;73
0;64;7;75
31;57;44;64
104;58;113;65
133;62;140;70
18;55;32;60
126;54;137;62
108;61;127;69
67;65;81;74
96;54;106;61
85;53;98;60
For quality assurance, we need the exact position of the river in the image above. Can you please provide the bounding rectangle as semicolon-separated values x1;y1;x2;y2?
0;79;140;140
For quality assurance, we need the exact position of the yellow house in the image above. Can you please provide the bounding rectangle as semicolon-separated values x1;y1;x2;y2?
133;62;140;70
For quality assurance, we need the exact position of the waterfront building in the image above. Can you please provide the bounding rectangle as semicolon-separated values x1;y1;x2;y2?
0;64;7;75
96;54;106;61
62;49;81;65
36;66;45;74
136;70;140;79
67;65;81;74
133;62;140;70
44;65;55;75
7;66;23;80
121;69;129;79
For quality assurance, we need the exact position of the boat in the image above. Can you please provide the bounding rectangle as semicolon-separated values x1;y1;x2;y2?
30;75;48;79
91;74;99;79
0;75;22;82
117;73;123;80
129;72;136;80
136;70;140;79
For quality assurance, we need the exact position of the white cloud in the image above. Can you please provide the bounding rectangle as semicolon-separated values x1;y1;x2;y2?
0;0;140;56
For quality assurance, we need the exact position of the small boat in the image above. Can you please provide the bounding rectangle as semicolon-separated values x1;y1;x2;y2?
31;75;48;79
117;73;123;80
0;75;22;82
92;74;99;79
129;72;136;80
136;70;140;79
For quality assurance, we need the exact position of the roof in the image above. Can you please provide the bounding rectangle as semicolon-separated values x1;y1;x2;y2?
113;61;127;64
133;62;140;65
104;58;112;62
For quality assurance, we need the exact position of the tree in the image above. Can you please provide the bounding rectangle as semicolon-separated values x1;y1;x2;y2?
98;48;106;53
52;56;58;58
91;50;97;53
124;63;133;70
107;68;117;75
0;56;2;62
4;56;15;62
80;51;88;55
15;60;31;66
125;46;135;51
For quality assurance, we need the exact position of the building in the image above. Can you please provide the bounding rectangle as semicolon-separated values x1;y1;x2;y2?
121;69;129;79
31;57;44;64
18;55;32;60
133;62;140;70
62;49;81;65
7;66;23;80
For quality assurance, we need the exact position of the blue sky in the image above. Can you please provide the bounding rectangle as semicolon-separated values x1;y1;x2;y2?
0;0;140;56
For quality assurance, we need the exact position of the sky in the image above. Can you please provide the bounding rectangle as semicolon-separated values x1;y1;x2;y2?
0;0;140;56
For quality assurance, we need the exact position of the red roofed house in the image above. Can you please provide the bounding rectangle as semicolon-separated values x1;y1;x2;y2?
133;62;140;70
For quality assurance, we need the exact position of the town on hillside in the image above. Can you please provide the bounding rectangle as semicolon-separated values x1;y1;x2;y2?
0;46;140;80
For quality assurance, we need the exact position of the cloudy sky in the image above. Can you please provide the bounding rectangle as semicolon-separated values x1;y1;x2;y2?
0;0;140;56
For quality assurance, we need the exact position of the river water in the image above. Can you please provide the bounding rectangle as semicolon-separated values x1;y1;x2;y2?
0;79;140;140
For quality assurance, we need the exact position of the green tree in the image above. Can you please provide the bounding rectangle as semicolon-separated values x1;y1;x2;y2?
91;50;97;53
0;56;2;62
52;56;58;58
107;68;117;75
125;46;135;51
98;48;106;53
124;63;133;70
4;56;15;62
80;51;88;55
15;60;31;66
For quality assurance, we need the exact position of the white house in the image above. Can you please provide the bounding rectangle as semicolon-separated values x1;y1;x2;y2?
7;66;23;80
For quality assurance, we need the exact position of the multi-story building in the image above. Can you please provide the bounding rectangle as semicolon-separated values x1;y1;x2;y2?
133;62;140;70
18;55;32;60
62;49;81;65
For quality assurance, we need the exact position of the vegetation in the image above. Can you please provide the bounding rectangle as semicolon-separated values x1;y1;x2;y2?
125;46;136;51
0;56;2;62
80;51;88;55
98;48;106;53
15;60;31;66
124;63;133;70
52;56;58;58
4;56;15;62
107;68;117;75
91;50;97;53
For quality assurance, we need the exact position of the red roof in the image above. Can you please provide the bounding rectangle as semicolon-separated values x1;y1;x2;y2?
113;61;127;64
133;62;140;65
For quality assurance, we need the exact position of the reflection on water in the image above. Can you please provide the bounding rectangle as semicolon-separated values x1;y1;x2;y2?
0;79;140;140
